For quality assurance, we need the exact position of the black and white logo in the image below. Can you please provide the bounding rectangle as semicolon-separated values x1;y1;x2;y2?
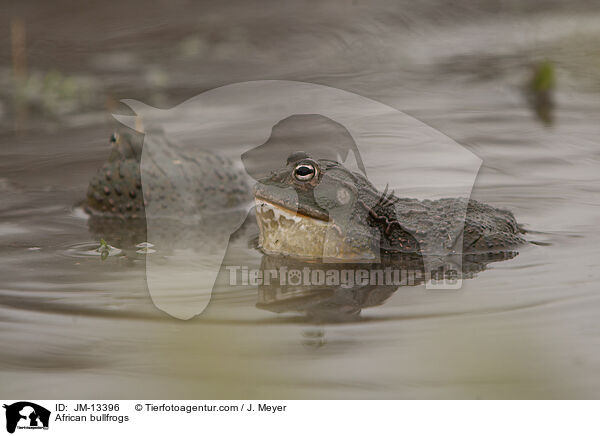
3;402;50;434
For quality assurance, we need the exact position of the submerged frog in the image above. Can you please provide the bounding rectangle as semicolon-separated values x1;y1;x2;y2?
84;130;252;248
254;151;526;262
86;130;250;218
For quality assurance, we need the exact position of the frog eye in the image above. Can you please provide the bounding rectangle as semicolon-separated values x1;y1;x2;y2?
110;132;119;143
294;163;317;181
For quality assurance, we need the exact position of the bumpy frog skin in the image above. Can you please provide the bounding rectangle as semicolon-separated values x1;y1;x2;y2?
85;131;250;219
254;151;526;261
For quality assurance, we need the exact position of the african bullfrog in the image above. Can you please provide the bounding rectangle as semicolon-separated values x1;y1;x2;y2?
254;151;526;261
85;130;250;218
84;130;252;251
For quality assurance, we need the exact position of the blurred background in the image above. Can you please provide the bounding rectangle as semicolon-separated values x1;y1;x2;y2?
1;0;600;399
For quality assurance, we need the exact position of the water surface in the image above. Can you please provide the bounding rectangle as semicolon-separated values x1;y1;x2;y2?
1;0;600;398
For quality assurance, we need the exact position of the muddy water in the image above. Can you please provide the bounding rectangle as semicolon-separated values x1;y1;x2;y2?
1;1;600;398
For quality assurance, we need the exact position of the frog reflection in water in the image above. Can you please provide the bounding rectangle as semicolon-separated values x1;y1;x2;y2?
256;252;516;324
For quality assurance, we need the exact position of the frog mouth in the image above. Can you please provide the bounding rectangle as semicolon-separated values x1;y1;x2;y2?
254;197;376;261
255;197;328;222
